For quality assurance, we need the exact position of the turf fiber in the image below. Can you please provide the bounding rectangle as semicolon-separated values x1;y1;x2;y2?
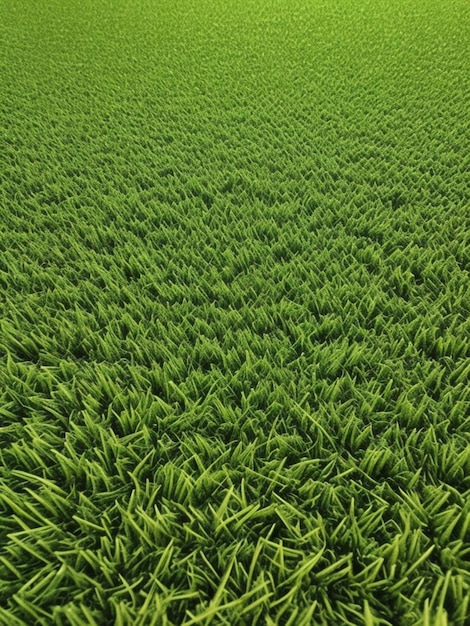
1;0;469;624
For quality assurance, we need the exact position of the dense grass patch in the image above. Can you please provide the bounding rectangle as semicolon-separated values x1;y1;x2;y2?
1;0;469;623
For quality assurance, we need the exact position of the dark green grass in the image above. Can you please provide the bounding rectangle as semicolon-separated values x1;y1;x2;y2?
1;0;469;623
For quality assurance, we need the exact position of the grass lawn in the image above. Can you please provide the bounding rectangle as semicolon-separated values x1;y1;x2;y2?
1;0;469;623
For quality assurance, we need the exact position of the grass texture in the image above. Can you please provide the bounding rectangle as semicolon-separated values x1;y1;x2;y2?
1;0;469;623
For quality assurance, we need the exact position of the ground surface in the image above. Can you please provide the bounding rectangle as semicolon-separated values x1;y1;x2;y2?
0;0;469;624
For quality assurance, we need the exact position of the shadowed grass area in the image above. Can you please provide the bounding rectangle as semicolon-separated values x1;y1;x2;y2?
1;0;469;624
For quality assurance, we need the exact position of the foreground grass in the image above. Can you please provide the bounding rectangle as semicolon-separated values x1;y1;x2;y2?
1;0;469;623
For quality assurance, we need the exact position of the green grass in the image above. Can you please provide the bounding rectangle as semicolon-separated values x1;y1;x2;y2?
1;0;469;623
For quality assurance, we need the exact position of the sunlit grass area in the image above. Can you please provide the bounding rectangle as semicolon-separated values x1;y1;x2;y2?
1;0;469;623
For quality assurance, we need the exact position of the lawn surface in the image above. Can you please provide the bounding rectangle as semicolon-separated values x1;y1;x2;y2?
1;0;469;624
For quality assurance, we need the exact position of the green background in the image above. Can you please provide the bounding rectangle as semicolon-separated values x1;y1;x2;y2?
1;1;469;623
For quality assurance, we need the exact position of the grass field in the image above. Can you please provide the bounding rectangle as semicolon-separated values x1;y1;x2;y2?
1;0;470;624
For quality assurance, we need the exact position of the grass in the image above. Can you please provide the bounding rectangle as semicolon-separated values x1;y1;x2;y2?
1;0;469;623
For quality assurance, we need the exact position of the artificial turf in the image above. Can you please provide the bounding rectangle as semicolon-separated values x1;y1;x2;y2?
1;0;469;624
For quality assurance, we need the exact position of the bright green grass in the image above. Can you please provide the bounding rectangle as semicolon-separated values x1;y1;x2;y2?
1;0;469;624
